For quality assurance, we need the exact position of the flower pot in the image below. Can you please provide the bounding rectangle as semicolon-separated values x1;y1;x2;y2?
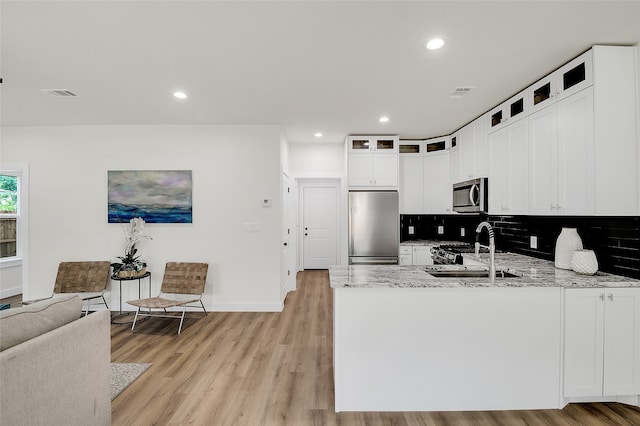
554;228;583;270
117;267;147;278
571;250;598;275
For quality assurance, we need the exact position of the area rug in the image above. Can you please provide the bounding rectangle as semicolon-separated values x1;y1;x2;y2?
111;363;152;400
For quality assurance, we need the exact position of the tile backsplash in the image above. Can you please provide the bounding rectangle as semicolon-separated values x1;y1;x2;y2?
401;214;640;279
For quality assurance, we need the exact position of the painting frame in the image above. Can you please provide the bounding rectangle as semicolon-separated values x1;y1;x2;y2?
108;170;193;224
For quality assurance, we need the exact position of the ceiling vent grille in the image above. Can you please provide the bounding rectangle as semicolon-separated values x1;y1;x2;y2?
41;89;80;97
449;86;475;99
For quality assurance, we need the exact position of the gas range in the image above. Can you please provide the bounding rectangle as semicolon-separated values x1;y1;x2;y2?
430;243;491;265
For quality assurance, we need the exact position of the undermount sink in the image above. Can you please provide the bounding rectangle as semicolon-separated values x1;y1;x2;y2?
425;268;521;279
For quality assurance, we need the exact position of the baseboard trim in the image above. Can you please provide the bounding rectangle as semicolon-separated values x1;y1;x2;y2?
148;301;285;313
206;301;284;312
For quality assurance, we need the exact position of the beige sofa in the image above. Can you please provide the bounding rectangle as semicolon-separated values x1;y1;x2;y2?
0;295;111;426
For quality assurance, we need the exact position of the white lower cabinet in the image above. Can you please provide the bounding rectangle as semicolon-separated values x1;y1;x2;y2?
399;245;413;265
399;245;434;266
412;245;433;266
564;288;640;398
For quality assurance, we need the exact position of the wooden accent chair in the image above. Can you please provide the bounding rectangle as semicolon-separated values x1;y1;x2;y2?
128;262;208;334
54;261;111;315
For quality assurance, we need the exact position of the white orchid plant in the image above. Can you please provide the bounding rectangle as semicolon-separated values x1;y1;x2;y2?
111;217;152;276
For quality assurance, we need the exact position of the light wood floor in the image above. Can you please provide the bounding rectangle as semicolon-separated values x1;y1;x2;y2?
111;270;640;425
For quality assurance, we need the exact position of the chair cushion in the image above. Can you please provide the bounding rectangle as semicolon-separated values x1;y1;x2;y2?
0;294;82;351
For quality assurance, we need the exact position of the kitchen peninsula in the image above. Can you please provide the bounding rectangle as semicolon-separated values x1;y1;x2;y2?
330;252;640;412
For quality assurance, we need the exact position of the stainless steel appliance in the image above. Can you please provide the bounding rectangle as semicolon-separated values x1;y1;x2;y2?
452;177;488;213
349;191;399;265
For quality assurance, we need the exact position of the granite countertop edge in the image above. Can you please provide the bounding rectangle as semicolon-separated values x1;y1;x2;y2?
330;252;640;289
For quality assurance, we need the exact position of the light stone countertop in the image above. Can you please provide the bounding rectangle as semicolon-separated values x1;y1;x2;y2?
399;239;461;246
330;251;640;289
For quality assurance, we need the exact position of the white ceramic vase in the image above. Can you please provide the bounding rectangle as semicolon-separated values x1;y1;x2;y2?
555;227;583;269
571;249;598;275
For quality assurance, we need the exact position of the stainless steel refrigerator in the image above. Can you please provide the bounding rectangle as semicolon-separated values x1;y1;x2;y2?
348;191;399;265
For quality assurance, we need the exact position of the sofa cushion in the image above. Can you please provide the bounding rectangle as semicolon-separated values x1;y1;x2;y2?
0;294;82;351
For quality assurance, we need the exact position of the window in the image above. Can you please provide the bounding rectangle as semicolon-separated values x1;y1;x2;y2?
0;171;21;262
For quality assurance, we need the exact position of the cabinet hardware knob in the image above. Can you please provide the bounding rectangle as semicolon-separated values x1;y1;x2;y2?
283;242;288;246
599;293;604;301
608;293;613;301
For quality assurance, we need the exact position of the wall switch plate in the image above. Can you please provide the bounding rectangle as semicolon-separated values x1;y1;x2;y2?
437;225;444;235
408;226;415;235
460;228;465;237
530;236;538;249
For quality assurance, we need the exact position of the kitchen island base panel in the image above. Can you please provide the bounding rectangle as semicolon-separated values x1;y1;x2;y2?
333;287;562;412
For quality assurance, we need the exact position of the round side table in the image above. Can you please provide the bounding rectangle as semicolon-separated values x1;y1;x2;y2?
110;271;151;324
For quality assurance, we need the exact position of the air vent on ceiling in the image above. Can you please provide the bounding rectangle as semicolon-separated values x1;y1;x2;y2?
41;89;80;97
449;86;475;99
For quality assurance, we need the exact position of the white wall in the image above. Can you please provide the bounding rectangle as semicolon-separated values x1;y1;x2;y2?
0;124;283;311
288;142;345;177
288;142;350;265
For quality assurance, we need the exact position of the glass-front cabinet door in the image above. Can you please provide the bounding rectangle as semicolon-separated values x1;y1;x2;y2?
349;136;398;153
528;74;556;114
399;141;423;154
375;137;398;152
556;49;593;101
528;49;593;114
488;90;527;132
349;137;373;152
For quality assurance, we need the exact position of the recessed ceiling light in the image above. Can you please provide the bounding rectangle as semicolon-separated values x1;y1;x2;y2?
314;132;323;138
173;91;187;99
379;116;390;123
426;38;445;50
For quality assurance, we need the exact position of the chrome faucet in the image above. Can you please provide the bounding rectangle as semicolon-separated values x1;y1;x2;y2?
475;221;496;283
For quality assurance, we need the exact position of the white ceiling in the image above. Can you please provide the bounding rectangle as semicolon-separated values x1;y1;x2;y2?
1;1;639;143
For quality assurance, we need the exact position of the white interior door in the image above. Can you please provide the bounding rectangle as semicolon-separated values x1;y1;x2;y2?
281;175;289;297
303;185;338;269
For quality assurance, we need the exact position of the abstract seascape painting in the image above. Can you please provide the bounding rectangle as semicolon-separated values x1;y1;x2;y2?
108;170;193;223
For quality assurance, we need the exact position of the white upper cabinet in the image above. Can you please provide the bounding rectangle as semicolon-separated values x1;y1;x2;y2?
423;150;452;214
348;136;398;153
448;131;460;185
528;46;637;216
399;140;425;214
528;50;593;115
592;46;638;215
529;88;595;215
458;113;489;181
348;136;399;189
488;118;529;215
458;122;475;181
399;137;451;214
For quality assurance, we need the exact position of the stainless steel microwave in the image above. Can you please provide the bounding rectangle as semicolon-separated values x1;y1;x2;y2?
452;178;488;213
